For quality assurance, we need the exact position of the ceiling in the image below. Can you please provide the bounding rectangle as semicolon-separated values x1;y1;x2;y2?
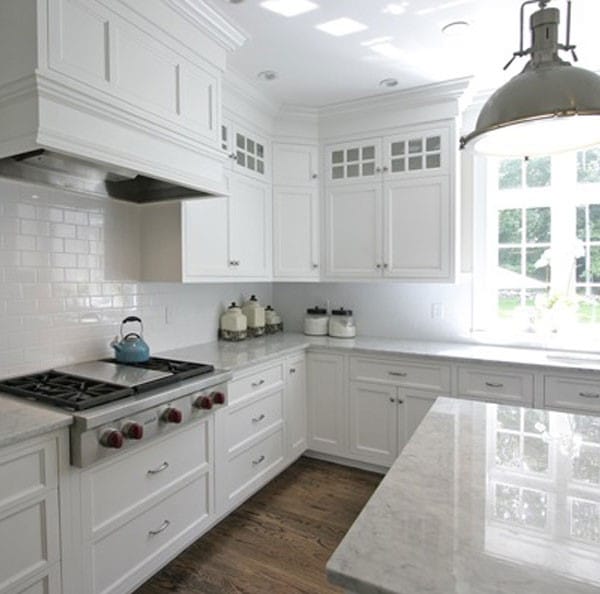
209;0;600;108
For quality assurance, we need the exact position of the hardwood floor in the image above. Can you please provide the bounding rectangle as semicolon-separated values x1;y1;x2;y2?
135;457;382;594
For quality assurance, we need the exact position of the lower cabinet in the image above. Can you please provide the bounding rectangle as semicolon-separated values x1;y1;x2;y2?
286;354;308;461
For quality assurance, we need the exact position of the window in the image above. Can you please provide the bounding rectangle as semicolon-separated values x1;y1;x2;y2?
476;147;600;337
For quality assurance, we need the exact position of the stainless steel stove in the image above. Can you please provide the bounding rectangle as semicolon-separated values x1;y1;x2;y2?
0;357;231;467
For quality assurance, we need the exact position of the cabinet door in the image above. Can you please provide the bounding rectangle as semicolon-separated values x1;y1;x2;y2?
307;353;346;456
273;143;319;186
326;138;382;185
273;187;319;279
325;182;383;278
383;127;449;179
286;356;308;460
232;125;269;181
228;174;271;278
182;198;230;279
383;176;452;280
221;121;236;169
349;381;398;466
399;390;438;452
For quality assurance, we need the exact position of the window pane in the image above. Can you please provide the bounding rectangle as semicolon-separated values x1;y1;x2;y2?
347;164;359;177
526;157;551;187
347;148;359;162
391;158;405;173
496;434;520;468
521;489;548;528
571;499;600;543
408;139;422;153
591;204;600;240
524;409;548;433
236;151;245;166
499;159;522;190
332;165;344;179
236;133;245;149
494;484;521;522
391;141;405;156
257;144;264;158
362;162;375;176
526;207;551;242
498;291;521;318
426;136;441;151
577;206;587;240
247;139;255;154
499;209;522;244
426;154;441;169
499;247;521;274
523;436;549;473
247;156;255;170
497;406;520;430
591;246;600;282
362;146;375;160
578;148;600;183
576;248;588;282
572;446;600;485
332;150;344;164
257;160;264;174
572;415;600;444
526;247;550;282
408;156;422;170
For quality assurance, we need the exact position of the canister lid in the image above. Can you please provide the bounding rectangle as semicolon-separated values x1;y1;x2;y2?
307;307;327;315
228;302;238;309
331;308;353;316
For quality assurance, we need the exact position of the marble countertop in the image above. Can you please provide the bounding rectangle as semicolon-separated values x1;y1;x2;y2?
327;397;600;594
0;396;72;448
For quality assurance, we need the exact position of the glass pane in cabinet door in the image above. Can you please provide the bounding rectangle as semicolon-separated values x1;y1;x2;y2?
391;158;405;173
257;144;264;158
237;151;245;167
362;146;375;160
408;139;423;153
257;160;264;174
221;125;228;151
247;156;255;170
426;154;441;169
332;166;344;180
347;148;359;162
332;150;344;164
426;136;441;152
391;141;405;156
236;133;245;149
362;162;375;176
247;139;255;154
408;156;422;170
347;164;360;177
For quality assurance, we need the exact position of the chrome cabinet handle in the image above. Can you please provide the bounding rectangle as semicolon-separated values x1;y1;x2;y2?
289;368;296;374
389;371;407;377
311;173;318;179
397;399;404;404
389;397;396;403
383;263;389;269
485;382;504;388
251;379;265;388
252;413;266;423
252;455;265;466
376;166;382;173
149;520;170;536
229;153;238;161
376;263;382;269
579;391;600;399
147;461;169;475
312;263;319;269
382;166;389;172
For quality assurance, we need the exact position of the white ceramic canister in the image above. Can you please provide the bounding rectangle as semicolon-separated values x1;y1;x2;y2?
265;305;283;334
242;295;266;337
304;306;329;336
220;302;247;341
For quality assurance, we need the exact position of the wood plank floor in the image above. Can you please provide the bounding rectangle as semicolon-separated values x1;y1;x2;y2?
135;457;382;594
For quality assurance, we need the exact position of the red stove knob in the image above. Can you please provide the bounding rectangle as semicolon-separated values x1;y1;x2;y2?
162;407;183;424
122;422;144;440
194;396;213;410
100;429;124;449
211;391;226;405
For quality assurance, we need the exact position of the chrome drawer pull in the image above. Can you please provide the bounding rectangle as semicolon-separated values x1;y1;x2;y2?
485;382;504;388
251;379;265;388
252;455;265;466
579;391;600;399
289;368;296;374
388;371;407;377
149;520;170;536
147;461;169;475
252;413;266;423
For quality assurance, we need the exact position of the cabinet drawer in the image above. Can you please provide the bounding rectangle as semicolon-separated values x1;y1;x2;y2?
457;366;534;405
91;473;210;594
0;438;57;512
226;428;284;503
350;357;450;392
226;390;284;452
0;492;59;592
229;362;284;403
85;420;209;533
544;375;600;413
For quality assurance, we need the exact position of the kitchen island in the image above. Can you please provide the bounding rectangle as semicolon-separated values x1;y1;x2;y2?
327;397;600;594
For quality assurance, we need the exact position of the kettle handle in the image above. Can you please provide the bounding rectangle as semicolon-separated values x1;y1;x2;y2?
121;316;143;338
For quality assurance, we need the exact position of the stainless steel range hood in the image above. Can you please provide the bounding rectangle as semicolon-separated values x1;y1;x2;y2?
0;150;215;203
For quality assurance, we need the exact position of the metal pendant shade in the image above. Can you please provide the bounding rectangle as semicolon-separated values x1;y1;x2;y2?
461;0;600;156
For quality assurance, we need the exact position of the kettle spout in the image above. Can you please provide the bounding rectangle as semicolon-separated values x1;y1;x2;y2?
110;336;122;352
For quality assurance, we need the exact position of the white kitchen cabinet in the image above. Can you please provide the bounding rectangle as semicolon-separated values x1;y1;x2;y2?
273;143;319;186
544;373;600;414
286;355;308;461
141;172;272;282
221;120;269;181
307;353;347;456
401;389;438;447
383;128;449;178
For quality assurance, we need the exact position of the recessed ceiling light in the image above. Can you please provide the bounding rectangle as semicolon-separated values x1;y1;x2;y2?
315;17;368;37
257;70;278;81
382;2;409;16
441;20;470;36
379;78;399;88
260;0;318;17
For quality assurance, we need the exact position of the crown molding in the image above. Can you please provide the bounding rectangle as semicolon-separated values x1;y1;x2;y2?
223;68;281;117
277;104;319;121
163;0;247;52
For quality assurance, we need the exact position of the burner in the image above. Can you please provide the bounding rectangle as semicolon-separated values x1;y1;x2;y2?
0;370;133;411
101;357;215;379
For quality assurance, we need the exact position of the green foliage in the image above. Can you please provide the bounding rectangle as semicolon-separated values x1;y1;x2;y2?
578;148;600;184
526;157;551;188
526;207;551;242
499;209;521;244
499;159;522;190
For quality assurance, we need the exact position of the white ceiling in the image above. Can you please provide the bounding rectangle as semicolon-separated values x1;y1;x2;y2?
209;0;600;107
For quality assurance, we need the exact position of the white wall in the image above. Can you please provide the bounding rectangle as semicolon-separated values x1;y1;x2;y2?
0;177;271;378
273;279;473;341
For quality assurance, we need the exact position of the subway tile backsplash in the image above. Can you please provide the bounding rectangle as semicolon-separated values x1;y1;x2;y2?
0;177;271;378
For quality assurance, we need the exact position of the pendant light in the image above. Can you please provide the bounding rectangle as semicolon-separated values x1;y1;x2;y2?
460;0;600;156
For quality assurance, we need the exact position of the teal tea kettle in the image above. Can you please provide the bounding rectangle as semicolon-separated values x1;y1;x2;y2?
110;316;150;363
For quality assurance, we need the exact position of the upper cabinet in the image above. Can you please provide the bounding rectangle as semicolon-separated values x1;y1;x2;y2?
222;120;270;181
0;0;246;194
324;123;456;282
273;143;319;186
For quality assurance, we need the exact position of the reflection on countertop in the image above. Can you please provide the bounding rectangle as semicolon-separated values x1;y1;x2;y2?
327;398;600;594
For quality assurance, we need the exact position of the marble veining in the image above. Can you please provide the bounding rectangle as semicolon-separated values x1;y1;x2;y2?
327;397;600;594
0;395;72;448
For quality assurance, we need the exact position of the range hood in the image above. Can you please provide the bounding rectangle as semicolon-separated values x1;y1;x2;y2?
0;150;214;203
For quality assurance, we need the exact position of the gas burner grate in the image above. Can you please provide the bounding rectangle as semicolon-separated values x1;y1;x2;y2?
101;357;214;379
0;370;133;411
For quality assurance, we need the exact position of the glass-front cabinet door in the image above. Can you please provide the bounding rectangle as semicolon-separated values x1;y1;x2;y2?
383;127;449;179
326;138;382;184
221;120;269;180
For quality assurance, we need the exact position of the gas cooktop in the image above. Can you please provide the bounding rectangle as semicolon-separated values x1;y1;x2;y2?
0;357;215;411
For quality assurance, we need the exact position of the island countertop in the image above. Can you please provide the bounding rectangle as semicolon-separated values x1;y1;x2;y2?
327;397;600;594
